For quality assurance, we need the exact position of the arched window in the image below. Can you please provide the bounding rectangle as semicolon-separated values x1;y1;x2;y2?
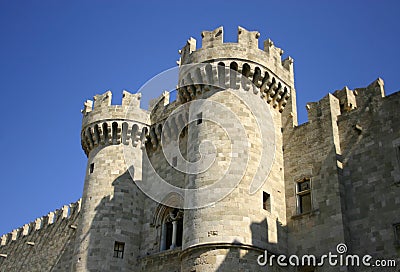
160;208;183;251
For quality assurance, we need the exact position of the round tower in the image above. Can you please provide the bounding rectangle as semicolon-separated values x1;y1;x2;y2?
72;91;149;271
176;26;296;271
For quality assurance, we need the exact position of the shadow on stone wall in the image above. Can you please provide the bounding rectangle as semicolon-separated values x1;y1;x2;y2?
215;218;287;272
77;167;143;271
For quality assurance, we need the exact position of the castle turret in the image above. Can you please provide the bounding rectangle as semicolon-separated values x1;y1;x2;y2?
72;91;149;271
174;26;295;270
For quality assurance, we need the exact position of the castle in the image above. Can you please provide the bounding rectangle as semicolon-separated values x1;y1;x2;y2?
0;27;399;272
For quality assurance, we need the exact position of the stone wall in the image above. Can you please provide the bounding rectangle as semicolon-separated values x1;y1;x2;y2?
283;78;400;269
0;200;81;272
74;90;149;271
180;245;288;272
336;80;400;261
139;248;181;272
283;92;348;257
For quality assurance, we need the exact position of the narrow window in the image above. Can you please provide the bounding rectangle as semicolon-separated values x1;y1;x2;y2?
165;221;173;249
89;163;94;174
172;156;177;167
262;192;271;211
197;112;202;125
394;223;400;243
297;178;312;214
113;241;125;258
176;218;183;247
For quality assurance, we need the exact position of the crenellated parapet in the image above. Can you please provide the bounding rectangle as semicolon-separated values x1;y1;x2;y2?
305;78;388;123
176;27;293;113
81;90;150;156
178;26;294;86
149;91;181;124
333;86;357;113
82;90;149;127
0;199;81;247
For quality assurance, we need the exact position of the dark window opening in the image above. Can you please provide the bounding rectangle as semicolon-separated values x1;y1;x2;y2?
299;180;310;192
164;218;183;250
176;218;183;247
263;192;271;211
165;221;173;249
230;62;238;89
112;122;118;144
299;193;312;214
89;163;94;174
197;112;202;125
113;241;125;258
297;178;312;214
161;208;183;251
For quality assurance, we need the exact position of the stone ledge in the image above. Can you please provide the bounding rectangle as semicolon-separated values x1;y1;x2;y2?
290;209;320;220
139;247;182;260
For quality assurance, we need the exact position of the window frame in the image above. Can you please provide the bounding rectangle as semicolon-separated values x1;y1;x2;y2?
113;241;125;259
296;177;312;215
160;208;183;251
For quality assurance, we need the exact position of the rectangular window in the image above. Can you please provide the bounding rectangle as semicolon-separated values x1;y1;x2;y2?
263;192;271;211
197;112;202;125
113;241;125;258
89;163;94;174
297;178;312;214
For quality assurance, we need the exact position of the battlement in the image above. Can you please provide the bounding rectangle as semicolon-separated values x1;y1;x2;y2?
333;86;357;113
305;78;392;124
82;90;150;129
178;26;294;85
149;91;171;112
0;199;81;247
80;90;150;155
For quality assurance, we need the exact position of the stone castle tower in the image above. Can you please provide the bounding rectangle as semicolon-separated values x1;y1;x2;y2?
0;27;399;272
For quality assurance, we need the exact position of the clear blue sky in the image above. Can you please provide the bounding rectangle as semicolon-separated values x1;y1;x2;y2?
0;1;399;235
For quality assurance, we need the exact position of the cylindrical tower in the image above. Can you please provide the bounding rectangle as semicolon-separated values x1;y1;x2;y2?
72;91;149;271
177;26;296;271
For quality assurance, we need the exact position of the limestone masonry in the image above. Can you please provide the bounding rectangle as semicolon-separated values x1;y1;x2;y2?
0;27;399;272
